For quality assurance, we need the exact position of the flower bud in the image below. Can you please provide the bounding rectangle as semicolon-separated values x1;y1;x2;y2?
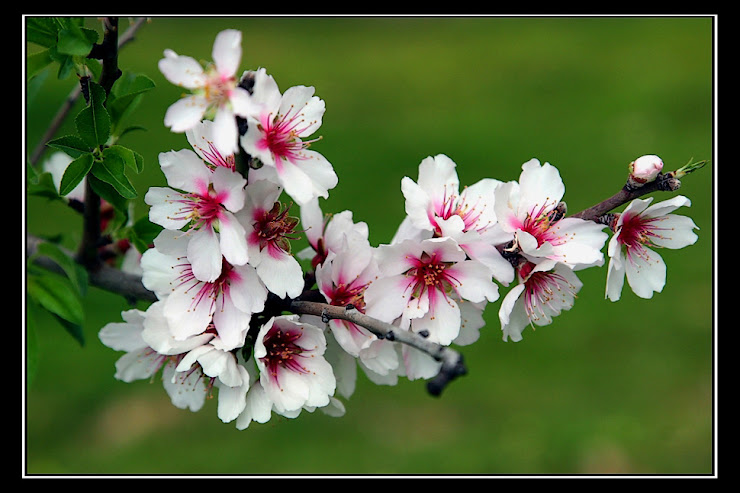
627;154;664;188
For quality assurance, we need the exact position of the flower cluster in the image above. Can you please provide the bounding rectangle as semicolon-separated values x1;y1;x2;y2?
99;29;700;430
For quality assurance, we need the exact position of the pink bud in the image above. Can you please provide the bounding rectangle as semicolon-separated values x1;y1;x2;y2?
628;154;663;187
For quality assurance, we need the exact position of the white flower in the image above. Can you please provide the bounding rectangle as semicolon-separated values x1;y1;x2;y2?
237;179;304;299
401;154;514;285
494;158;608;270
315;242;382;357
364;237;499;345
145;149;248;283
253;315;336;414
140;244;267;351
159;29;253;156
298;197;370;268
186;119;237;171
99;305;213;412
499;259;583;342
240;68;338;206
605;195;699;301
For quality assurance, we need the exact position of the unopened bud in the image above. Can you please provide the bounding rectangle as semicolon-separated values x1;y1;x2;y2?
627;154;663;188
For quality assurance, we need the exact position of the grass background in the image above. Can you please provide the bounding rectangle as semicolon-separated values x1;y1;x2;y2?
24;16;715;476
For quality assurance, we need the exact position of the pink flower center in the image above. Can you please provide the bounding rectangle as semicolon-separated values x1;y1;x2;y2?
257;106;321;166
405;252;460;301
261;326;310;382
432;187;487;235
250;202;301;258
174;258;239;313
518;262;577;324
193;140;236;171
170;186;227;231
617;212;667;262
327;280;369;313
520;204;563;247
204;71;235;106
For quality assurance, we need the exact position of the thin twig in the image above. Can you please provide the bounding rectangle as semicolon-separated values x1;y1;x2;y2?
289;300;467;396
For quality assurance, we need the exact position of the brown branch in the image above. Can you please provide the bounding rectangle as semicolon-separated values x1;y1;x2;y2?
570;172;683;221
288;300;467;396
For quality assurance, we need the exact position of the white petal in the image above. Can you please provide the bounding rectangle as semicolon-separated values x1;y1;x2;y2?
159;50;205;89
211;29;241;78
447;260;500;303
211;294;251;350
649;214;699;249
218;213;249;267
210;166;247;212
163;96;208;132
162;362;207;412
518;159;564;217
625;247;666;299
255;249;304;299
212;106;239;157
605;255;626;302
159;149;211;194
187;228;222;283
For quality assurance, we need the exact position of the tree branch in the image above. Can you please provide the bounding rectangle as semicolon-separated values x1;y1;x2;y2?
571;171;683;221
288;300;467;396
26;233;466;396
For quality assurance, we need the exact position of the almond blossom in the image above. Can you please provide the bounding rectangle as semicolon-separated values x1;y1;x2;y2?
605;195;699;301
298;197;370;269
400;154;514;285
237;179;304;299
145;149;248;283
140;237;268;351
240;68;338;206
253;315;336;415
364;236;499;346
98;304;214;412
498;259;583;342
494;158;608;270
158;29;253;156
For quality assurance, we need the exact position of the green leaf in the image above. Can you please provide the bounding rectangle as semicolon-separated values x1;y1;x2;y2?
31;241;89;297
26;17;60;48
91;152;137;199
27;49;54;80
129;216;163;253
87;175;129;217
55;19;98;56
51;313;85;347
46;135;91;158
26;170;61;200
103;145;141;174
58;153;93;196
75;80;111;148
27;273;84;327
26;307;39;389
108;73;156;133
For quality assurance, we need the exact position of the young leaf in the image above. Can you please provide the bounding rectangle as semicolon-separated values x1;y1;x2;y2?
31;241;89;297
46;135;91;158
27;49;54;80
75;80;111;148
26;17;60;48
27;170;61;200
27;272;85;327
103;145;141;174
58;153;93;197
87;175;129;218
91;154;137;199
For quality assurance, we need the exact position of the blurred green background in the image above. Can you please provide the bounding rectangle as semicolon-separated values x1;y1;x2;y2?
24;16;714;475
